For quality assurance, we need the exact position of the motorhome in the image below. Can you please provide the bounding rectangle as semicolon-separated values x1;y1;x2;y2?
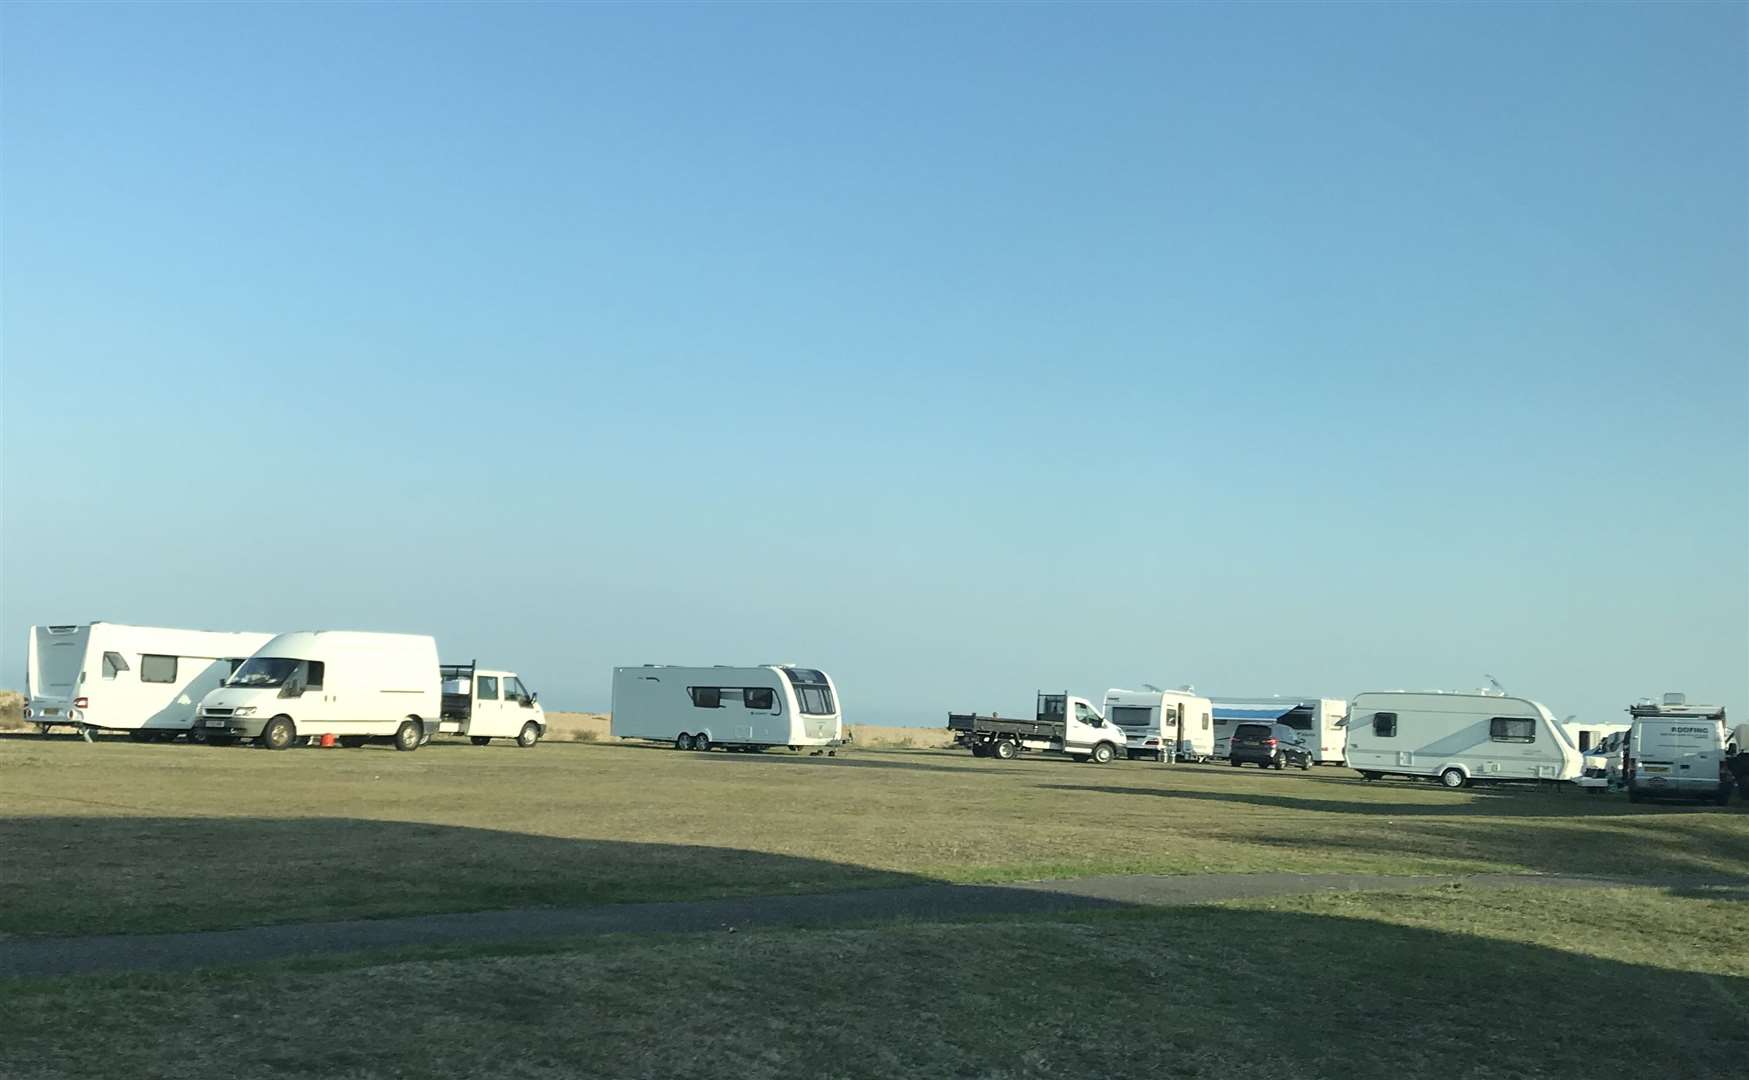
1624;695;1730;805
948;692;1126;764
610;664;844;752
24;623;273;739
437;663;547;747
1344;691;1582;788
1211;697;1349;764
196;631;442;751
1102;688;1213;761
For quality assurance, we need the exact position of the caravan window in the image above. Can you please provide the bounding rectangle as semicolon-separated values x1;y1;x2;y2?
1490;717;1536;744
140;654;178;684
744;687;775;710
781;668;836;716
1202;711;1211;730
689;686;722;709
1165;706;1179;728
102;652;129;679
1109;706;1152;728
1373;712;1397;738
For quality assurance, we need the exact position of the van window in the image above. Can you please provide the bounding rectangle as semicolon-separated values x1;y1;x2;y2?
744;687;775;710
1373;712;1397;738
506;676;529;702
304;661;324;691
140;654;178;684
1490;717;1536;744
102;652;129;679
689;686;722;709
477;676;500;701
226;658;245;677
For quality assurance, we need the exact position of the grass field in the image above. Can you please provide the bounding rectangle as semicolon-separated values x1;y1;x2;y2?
3;736;1746;936
3;736;1745;1079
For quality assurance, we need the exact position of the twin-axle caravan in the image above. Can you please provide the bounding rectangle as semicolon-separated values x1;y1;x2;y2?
25;622;273;738
611;664;844;752
1343;691;1582;788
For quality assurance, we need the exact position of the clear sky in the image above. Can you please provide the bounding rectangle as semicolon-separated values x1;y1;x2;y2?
3;2;1744;726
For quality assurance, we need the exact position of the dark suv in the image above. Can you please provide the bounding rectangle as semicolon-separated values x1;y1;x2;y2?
1229;722;1312;770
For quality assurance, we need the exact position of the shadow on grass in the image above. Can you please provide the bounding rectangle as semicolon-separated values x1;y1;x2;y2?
1035;781;1715;819
1;888;1744;1080
0;816;941;939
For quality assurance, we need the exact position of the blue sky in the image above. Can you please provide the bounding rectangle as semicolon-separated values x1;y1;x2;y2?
3;3;1744;725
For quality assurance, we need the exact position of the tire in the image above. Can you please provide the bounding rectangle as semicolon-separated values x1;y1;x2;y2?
1090;742;1115;765
1439;767;1467;790
694;734;711;753
675;733;693;751
1359;770;1378;781
1299;758;1311;771
1229;758;1241;767
261;716;297;751
1271;754;1284;770
128;731;154;743
393;720;422;752
993;739;1018;761
971;744;990;758
517;722;541;749
340;736;370;748
470;736;492;746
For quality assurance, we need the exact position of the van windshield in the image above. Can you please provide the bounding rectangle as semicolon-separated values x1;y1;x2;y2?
225;657;302;688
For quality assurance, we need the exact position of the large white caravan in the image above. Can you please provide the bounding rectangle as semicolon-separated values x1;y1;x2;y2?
1103;688;1214;761
611;664;843;752
1563;719;1630;756
24;623;274;738
1211;697;1349;764
196;631;442;751
1344;691;1582;788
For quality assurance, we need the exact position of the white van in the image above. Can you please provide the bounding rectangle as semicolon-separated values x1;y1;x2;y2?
1211;698;1349;764
436;663;546;747
1625;695;1730;805
1344;691;1582;788
1103;688;1214;761
196;631;441;751
25;623;273;739
611;664;843;752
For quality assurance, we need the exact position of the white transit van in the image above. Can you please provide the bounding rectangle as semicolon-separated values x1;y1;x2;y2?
1212;697;1349;764
611;664;843;752
948;692;1127;764
1344;691;1582;788
196;631;441;751
24;623;273;739
437;662;547;747
1103;688;1213;761
1624;695;1730;806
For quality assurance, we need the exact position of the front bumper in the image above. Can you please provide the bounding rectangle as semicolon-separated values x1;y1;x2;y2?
197;713;268;738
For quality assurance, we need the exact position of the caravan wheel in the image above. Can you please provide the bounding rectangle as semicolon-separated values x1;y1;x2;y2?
694;734;712;753
675;733;693;751
1439;768;1467;789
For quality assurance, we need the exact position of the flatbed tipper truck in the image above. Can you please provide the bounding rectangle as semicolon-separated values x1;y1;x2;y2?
948;692;1127;764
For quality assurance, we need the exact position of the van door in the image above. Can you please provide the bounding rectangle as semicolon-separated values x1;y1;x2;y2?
474;674;505;735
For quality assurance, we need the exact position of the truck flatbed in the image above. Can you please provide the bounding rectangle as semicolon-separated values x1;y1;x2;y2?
946;712;1067;740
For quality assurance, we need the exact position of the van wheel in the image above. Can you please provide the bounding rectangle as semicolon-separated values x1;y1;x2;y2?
517;722;541;748
1091;743;1115;765
261;716;296;751
694;734;711;753
470;736;492;746
993;739;1018;761
1439;768;1467;789
393;720;422;752
1299;759;1311;771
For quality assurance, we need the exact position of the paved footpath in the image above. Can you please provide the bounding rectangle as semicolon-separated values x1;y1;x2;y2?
4;872;1740;979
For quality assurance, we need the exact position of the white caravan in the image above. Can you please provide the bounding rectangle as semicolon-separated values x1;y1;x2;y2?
24;623;273;738
1212;697;1349;764
1103;688;1214;761
1344;691;1582;788
611;664;844;752
1563;720;1630;756
437;662;547;747
1624;695;1730;805
196;631;442;751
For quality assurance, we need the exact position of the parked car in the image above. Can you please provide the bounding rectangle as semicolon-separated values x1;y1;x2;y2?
1228;722;1312;770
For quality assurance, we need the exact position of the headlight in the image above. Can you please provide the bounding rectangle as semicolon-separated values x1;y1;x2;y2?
232;706;257;717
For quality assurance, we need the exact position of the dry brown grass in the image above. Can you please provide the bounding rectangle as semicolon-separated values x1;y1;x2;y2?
0;690;25;732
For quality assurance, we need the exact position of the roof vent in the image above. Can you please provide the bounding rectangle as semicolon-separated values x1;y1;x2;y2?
1663;692;1686;706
